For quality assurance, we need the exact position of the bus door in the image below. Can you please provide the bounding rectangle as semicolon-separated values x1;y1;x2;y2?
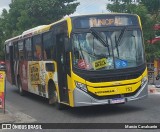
9;45;16;85
55;25;69;103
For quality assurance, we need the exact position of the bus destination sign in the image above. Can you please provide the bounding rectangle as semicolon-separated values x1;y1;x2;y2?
74;15;139;29
89;17;124;27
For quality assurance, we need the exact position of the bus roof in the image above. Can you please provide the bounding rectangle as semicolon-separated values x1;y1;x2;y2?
5;35;22;44
68;13;137;18
5;13;138;44
22;25;48;36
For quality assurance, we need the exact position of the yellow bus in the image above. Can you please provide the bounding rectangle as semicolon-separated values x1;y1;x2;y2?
5;13;148;109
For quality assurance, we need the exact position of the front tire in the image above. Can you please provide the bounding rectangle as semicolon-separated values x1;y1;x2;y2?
48;82;65;110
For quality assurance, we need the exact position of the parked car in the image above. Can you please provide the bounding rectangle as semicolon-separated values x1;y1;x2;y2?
0;61;6;71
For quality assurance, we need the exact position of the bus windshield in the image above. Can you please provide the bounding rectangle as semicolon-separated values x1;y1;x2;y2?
72;28;145;71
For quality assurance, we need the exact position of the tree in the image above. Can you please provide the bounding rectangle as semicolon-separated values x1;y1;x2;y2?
140;0;160;21
8;0;79;35
0;9;9;59
107;0;160;61
107;0;141;13
0;0;79;59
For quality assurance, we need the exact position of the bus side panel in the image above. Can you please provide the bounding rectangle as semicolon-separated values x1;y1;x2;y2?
18;60;28;91
5;60;12;84
27;61;48;98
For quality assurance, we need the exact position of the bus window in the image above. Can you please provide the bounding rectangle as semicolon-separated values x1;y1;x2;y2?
13;42;18;60
25;38;32;60
5;44;10;60
33;35;42;60
18;41;24;60
43;32;54;60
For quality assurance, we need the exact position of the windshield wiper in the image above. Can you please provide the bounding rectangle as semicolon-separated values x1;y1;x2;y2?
117;26;127;45
76;35;85;61
90;28;109;47
115;35;119;57
90;27;110;56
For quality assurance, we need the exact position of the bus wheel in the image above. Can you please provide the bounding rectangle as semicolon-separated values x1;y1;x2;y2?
18;77;25;96
48;82;65;110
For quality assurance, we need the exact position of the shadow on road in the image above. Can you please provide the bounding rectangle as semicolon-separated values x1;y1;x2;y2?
64;103;145;118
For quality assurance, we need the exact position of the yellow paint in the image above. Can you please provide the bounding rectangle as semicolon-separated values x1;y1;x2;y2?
34;25;51;35
0;71;5;93
88;82;140;96
137;15;142;29
66;17;72;38
67;74;74;107
86;75;142;87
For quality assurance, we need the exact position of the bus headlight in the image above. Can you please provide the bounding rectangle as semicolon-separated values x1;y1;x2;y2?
75;81;87;92
141;76;147;86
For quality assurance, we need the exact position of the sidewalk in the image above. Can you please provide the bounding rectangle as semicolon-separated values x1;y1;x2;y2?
0;109;16;123
0;101;37;123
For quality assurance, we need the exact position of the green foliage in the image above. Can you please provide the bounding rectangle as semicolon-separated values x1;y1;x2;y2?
0;9;9;59
0;0;79;59
140;0;160;18
8;0;79;35
145;42;160;62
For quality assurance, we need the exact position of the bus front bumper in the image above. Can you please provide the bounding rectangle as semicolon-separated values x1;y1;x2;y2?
73;82;148;107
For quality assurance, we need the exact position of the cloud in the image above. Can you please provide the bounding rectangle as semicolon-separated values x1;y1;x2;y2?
0;0;11;15
0;0;11;7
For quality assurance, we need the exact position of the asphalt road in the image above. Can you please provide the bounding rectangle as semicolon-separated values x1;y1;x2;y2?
5;81;160;131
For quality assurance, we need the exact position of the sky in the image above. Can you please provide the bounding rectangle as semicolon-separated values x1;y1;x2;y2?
0;0;110;15
0;0;11;14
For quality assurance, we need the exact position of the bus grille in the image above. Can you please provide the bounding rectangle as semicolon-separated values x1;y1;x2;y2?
88;73;141;83
88;86;141;100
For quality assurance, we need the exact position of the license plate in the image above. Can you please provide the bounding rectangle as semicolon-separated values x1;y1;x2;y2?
111;98;125;104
